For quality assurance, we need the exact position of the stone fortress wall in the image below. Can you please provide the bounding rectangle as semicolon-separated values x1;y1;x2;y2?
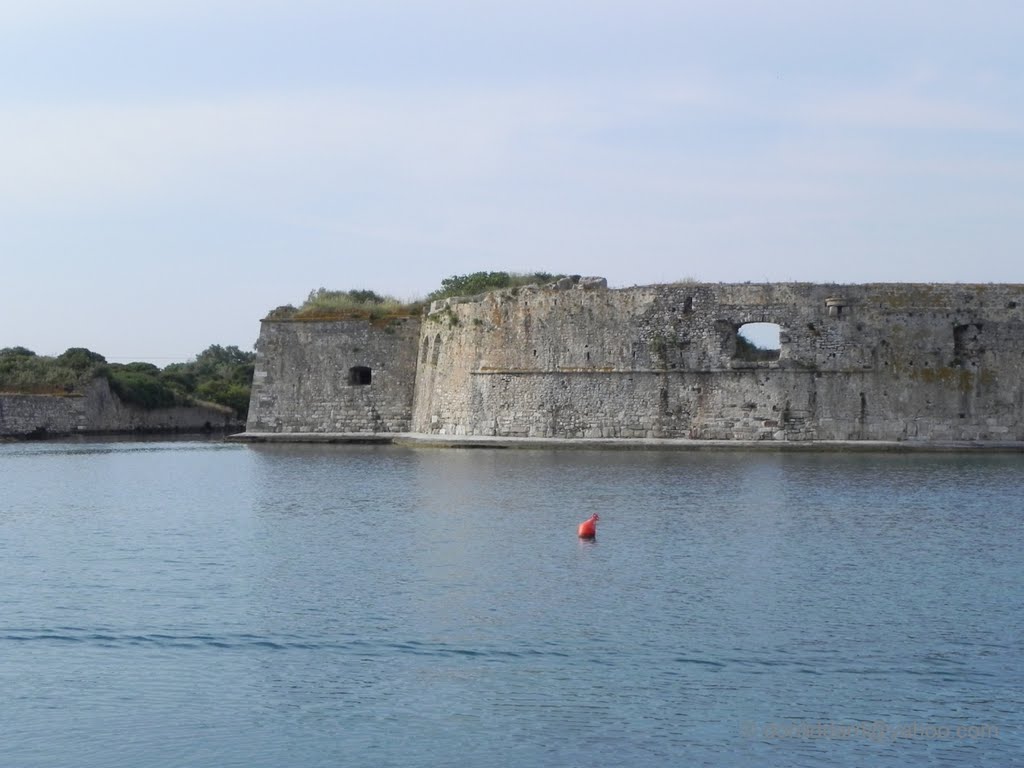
0;377;239;438
246;317;421;433
246;280;1024;443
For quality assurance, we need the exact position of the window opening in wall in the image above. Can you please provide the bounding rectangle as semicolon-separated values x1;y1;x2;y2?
683;296;693;314
735;323;781;361
953;323;983;366
420;337;430;363
348;366;372;385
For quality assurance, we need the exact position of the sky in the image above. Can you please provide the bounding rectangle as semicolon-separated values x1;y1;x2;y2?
2;1;1022;364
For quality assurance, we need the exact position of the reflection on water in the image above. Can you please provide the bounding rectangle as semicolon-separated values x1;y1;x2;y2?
1;442;1021;767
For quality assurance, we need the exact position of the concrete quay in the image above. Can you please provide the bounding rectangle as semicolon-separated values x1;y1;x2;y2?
229;431;1024;453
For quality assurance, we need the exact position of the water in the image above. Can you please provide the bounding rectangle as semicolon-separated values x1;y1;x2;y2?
1;441;1021;767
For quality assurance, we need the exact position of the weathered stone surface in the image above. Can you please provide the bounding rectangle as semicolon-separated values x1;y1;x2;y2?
246;316;421;433
0;378;238;437
248;281;1024;442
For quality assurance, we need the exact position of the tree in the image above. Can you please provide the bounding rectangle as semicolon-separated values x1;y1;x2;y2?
0;346;36;358
187;345;256;418
56;347;106;371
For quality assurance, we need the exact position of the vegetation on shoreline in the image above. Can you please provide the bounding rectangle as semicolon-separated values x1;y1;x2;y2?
0;345;255;418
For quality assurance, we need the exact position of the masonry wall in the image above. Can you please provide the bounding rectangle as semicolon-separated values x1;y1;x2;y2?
412;281;1024;441
0;378;239;437
247;317;421;433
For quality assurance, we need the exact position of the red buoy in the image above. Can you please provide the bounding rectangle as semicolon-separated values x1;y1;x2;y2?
578;513;599;539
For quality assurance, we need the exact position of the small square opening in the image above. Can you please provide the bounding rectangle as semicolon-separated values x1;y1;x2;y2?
348;366;372;386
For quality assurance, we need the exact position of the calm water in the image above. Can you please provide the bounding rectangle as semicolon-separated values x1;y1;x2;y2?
1;441;1021;767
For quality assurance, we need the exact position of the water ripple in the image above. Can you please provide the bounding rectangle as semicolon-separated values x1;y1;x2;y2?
0;628;583;660
1;444;1021;768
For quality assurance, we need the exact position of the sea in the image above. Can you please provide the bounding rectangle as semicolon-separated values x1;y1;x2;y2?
1;440;1021;767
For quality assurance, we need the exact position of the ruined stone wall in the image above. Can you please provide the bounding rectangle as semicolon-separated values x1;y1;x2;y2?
247;317;421;433
412;281;1024;441
0;392;85;436
0;378;238;437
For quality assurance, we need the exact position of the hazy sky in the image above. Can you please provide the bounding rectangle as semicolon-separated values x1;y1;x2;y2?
2;1;1021;363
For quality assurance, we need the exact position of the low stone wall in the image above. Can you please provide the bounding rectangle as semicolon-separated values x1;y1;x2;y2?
0;392;86;437
0;378;239;438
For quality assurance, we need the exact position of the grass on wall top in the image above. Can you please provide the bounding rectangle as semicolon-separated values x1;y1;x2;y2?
266;273;564;323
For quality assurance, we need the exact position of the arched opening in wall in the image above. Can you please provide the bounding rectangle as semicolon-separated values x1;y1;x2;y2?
348;366;372;386
735;323;781;361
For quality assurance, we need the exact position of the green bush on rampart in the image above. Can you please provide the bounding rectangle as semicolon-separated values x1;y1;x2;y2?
57;347;107;371
0;347;102;394
293;288;421;321
273;272;565;324
426;272;561;302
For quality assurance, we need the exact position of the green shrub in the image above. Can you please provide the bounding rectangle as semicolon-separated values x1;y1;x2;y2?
735;335;779;362
196;380;251;416
0;346;37;358
427;272;561;302
265;304;298;320
0;343;256;420
289;288;422;322
164;345;256;419
159;365;197;394
0;350;85;394
345;289;388;304
121;362;161;375
105;369;179;409
297;288;409;319
268;273;564;324
56;347;107;372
